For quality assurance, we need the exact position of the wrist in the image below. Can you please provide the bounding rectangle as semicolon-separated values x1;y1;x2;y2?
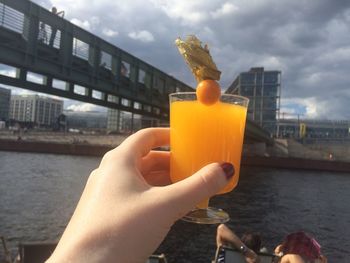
239;244;248;255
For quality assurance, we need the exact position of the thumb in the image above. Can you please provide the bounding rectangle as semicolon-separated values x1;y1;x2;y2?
163;162;235;219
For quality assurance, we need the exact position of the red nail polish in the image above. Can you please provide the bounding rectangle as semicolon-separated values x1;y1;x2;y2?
220;162;235;180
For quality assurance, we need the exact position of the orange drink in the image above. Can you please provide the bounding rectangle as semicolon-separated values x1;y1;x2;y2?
169;92;249;224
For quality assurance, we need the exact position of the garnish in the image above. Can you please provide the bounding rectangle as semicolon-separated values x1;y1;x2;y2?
175;35;221;105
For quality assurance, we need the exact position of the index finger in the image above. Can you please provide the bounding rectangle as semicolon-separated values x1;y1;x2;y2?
119;128;170;161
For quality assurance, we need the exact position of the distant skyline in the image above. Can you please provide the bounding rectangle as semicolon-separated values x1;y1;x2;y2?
0;85;104;112
1;0;350;120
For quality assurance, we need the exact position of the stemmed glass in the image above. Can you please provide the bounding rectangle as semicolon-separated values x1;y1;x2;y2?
169;92;249;224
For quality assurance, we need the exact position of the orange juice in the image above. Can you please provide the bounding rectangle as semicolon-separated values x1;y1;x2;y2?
170;99;247;207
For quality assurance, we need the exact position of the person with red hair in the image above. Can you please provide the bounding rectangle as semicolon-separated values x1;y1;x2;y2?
274;231;327;263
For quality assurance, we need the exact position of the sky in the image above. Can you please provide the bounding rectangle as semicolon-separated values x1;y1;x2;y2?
2;0;350;119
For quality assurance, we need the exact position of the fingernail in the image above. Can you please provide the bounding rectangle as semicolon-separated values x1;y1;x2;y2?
220;162;235;179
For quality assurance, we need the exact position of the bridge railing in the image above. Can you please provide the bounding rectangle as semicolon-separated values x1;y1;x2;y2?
0;0;193;119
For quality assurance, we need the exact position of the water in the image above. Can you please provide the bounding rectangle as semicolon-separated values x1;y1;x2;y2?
0;151;349;262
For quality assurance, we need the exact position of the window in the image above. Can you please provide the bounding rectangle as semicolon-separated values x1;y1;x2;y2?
73;38;89;60
167;83;175;94
40;22;61;49
264;72;278;84
100;51;112;70
264;85;277;96
52;79;68;91
255;85;262;96
241;86;254;96
144;72;152;89
121;98;131;107
255;99;262;111
107;94;119;103
256;73;263;85
263;97;276;109
138;69;146;84
240;73;255;84
134;102;142;110
143;105;151;112
92;90;103;100
262;110;276;121
121;61;130;78
157;78;165;94
0;3;25;34
74;85;87;96
27;71;45;84
153;107;160;115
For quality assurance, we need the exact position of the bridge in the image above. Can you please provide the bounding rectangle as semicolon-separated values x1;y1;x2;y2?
0;0;272;144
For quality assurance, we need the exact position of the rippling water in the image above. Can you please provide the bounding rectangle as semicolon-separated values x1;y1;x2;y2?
0;151;349;262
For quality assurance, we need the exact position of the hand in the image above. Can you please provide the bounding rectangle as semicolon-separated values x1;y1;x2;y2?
217;224;242;248
216;224;259;263
47;128;233;263
245;249;260;263
274;244;284;256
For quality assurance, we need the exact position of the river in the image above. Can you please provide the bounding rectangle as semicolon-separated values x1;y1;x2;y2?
0;151;349;262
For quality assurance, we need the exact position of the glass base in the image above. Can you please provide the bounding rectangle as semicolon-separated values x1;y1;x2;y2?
182;207;230;224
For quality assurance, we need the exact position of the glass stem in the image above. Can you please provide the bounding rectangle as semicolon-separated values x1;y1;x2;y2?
196;198;209;209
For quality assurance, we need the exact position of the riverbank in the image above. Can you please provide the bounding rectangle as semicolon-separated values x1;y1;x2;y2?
0;130;127;147
1;138;350;173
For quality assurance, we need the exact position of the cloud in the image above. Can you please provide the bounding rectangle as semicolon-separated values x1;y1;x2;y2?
66;103;99;112
281;97;337;120
128;30;155;43
70;18;91;31
211;2;239;19
102;28;119;37
150;0;210;24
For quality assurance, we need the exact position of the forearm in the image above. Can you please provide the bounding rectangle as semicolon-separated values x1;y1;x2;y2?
217;224;245;248
46;196;168;263
46;227;148;263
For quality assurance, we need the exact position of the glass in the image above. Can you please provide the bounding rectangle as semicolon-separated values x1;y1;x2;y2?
169;92;249;224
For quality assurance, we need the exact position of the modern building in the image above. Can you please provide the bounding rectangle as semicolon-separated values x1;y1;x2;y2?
107;109;122;132
0;86;11;121
226;67;281;136
9;94;63;127
64;110;107;130
278;118;350;139
107;109;141;133
107;109;162;134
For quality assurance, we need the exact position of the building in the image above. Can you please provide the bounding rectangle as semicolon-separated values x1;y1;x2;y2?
107;109;141;133
107;109;122;132
0;86;11;121
278;119;350;139
107;109;161;134
64;110;107;130
226;67;281;136
9;94;63;127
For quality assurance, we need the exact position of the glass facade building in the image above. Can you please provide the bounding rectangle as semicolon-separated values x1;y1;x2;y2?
107;109;122;132
63;110;107;129
226;67;281;136
0;86;11;121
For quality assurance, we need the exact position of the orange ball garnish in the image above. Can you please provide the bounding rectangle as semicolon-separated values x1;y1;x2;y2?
196;79;221;105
